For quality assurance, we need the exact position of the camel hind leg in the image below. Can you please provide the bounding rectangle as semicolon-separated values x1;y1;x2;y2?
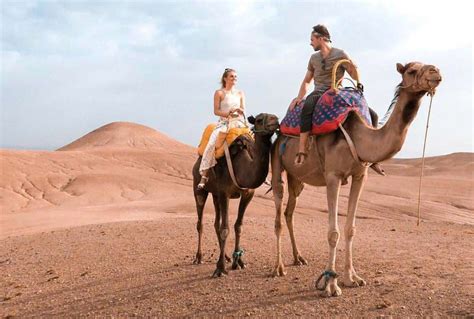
212;194;230;277
285;174;308;266
193;188;208;264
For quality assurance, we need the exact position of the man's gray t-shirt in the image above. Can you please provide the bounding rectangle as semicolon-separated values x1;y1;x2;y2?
307;47;350;93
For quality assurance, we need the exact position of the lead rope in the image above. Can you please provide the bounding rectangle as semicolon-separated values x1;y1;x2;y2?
417;92;435;226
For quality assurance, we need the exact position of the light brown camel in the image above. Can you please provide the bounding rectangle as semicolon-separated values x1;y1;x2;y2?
270;62;442;297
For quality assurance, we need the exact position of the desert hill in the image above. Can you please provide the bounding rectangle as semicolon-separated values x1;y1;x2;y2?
1;123;472;227
57;121;193;152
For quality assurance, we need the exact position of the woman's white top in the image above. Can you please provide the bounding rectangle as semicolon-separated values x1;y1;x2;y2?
219;89;241;121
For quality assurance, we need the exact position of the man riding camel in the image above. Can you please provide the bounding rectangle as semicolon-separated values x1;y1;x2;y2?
290;24;385;175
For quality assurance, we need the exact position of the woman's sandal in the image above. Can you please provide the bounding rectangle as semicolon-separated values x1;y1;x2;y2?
197;176;209;190
294;152;308;166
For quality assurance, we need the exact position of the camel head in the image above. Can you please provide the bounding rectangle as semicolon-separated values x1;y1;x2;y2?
248;113;280;135
396;62;442;94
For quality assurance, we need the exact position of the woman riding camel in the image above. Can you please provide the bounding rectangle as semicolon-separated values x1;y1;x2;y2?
197;68;247;189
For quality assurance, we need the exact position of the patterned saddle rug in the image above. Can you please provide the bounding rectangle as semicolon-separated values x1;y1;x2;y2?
280;88;372;136
197;124;252;159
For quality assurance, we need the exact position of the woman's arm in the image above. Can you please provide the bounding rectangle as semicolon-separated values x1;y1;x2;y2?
213;90;232;117
238;90;246;113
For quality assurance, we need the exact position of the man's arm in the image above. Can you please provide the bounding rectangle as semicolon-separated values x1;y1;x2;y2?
344;60;359;81
289;70;314;110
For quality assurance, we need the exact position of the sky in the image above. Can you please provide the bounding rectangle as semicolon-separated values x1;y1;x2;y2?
1;0;472;158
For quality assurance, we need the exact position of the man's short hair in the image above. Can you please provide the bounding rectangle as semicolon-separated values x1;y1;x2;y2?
312;24;331;42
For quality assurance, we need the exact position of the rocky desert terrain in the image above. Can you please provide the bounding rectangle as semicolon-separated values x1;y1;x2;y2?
1;122;473;317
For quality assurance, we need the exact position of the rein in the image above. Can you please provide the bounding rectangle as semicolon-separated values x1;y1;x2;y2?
417;90;435;226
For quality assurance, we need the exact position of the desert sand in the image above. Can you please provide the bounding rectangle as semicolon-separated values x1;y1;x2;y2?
1;122;473;317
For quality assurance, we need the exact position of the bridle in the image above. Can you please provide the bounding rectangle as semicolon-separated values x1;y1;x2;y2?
251;114;279;134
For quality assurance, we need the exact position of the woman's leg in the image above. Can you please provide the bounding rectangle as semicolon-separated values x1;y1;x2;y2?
198;126;224;188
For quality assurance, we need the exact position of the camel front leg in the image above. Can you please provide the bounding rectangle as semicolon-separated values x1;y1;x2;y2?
212;194;231;263
271;146;286;277
316;173;342;297
342;173;367;287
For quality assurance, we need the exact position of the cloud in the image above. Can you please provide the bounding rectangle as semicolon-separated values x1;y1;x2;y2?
1;1;472;156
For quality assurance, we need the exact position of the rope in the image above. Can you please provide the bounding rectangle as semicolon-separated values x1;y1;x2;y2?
417;93;435;226
314;270;338;291
233;249;244;258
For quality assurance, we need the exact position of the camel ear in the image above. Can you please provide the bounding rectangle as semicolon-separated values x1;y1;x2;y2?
247;115;255;124
396;63;406;74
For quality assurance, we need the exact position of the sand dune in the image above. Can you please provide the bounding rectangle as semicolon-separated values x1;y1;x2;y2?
58;121;191;151
0;122;472;317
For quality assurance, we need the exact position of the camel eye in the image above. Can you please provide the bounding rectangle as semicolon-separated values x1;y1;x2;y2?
407;69;417;75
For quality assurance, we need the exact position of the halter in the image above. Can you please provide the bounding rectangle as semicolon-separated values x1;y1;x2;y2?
399;66;438;96
252;113;279;134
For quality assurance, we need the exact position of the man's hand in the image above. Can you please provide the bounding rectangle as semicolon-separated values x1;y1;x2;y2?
289;97;303;111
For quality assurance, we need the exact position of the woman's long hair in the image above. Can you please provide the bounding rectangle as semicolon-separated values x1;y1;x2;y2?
221;68;235;88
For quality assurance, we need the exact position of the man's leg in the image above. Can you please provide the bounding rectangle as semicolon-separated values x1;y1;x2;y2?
368;107;386;176
295;91;320;165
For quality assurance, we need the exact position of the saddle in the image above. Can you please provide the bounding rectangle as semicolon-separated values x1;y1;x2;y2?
280;87;372;136
197;124;252;159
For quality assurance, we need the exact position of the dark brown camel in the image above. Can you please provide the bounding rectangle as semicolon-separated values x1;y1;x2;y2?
192;113;279;277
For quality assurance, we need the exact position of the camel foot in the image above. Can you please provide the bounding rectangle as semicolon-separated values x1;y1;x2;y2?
193;252;202;265
212;267;228;278
293;255;308;266
231;257;246;270
231;249;246;270
272;262;287;277
315;270;341;297
320;279;342;297
342;273;367;287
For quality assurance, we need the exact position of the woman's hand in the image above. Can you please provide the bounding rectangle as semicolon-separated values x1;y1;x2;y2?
229;107;244;117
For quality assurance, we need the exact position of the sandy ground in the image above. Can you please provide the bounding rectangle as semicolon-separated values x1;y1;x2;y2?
1;122;473;317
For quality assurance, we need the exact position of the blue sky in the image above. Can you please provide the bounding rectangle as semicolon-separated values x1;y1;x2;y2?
1;0;472;157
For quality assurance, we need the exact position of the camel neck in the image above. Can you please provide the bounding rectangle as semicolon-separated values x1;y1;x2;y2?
234;133;272;189
350;88;425;163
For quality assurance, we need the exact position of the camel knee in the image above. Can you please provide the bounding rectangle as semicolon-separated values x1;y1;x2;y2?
272;176;284;198
284;209;294;223
345;226;356;239
195;195;206;206
220;227;229;241
327;230;340;247
274;220;282;235
234;222;242;236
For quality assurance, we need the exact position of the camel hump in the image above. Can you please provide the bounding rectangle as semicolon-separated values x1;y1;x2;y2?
197;124;252;159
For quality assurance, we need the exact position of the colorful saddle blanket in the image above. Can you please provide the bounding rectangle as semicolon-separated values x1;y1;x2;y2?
280;88;372;136
197;124;252;159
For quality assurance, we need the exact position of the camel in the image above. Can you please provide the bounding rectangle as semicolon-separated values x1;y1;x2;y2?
192;113;279;277
271;62;442;297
